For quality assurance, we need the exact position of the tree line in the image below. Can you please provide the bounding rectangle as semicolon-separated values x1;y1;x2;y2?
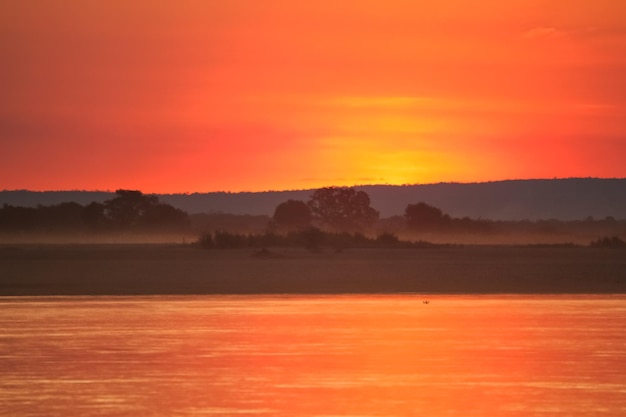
0;186;383;235
0;189;189;232
2;186;624;246
269;188;492;234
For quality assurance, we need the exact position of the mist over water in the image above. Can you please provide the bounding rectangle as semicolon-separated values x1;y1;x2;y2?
1;295;625;416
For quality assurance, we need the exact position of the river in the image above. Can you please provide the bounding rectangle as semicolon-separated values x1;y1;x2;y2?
1;295;625;416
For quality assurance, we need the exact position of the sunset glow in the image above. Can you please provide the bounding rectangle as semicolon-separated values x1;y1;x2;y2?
1;1;625;192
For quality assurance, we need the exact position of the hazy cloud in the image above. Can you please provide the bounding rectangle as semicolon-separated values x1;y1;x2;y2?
329;96;437;109
521;26;563;40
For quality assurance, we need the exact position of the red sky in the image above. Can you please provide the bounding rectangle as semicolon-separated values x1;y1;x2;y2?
1;1;625;192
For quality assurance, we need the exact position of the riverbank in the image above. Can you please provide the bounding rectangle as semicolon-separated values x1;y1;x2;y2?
1;244;625;295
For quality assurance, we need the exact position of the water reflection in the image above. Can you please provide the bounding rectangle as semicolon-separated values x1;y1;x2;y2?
1;295;625;416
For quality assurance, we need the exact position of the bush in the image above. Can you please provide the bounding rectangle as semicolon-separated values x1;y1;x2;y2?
590;236;626;248
198;231;248;249
196;229;443;250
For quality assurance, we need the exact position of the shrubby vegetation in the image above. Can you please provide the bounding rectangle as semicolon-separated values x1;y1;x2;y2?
590;235;626;248
197;228;441;251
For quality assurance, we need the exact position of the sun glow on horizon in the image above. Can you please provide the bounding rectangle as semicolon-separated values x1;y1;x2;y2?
1;1;625;192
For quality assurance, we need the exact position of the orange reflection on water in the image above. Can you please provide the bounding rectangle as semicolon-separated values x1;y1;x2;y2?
1;296;625;416
151;296;626;416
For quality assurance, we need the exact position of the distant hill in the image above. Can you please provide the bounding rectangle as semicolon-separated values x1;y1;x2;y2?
358;178;626;220
2;178;626;220
0;191;113;208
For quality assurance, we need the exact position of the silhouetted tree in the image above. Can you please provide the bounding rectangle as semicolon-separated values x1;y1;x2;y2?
104;190;158;228
82;202;107;230
0;205;36;231
273;200;311;230
405;202;449;230
36;202;84;230
307;187;379;232
141;203;190;230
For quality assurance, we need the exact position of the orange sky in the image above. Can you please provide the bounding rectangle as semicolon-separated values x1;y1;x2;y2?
1;1;625;192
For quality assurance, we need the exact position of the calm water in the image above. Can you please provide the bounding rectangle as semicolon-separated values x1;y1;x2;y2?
1;295;625;416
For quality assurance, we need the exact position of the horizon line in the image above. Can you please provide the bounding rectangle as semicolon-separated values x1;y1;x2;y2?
2;176;625;195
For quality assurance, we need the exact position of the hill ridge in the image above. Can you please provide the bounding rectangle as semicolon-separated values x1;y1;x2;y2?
2;178;625;220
